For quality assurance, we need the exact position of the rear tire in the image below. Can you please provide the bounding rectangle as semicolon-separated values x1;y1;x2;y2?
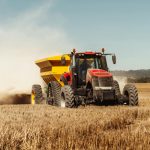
31;85;43;104
61;85;75;108
123;84;138;106
47;83;53;105
47;81;61;106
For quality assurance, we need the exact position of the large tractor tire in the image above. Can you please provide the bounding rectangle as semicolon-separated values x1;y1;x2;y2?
47;83;53;105
113;80;121;96
113;80;122;104
31;85;43;104
123;84;138;106
47;81;61;106
61;85;75;108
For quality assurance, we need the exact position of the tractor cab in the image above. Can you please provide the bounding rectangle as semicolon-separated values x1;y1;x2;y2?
75;52;108;86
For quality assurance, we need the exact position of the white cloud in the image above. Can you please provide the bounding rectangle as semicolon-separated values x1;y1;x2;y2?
0;0;74;93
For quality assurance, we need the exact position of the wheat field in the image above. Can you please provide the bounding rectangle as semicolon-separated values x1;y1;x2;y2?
0;84;150;150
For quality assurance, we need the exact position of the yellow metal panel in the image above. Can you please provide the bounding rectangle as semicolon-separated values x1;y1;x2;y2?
41;73;64;86
35;54;70;85
36;60;52;69
52;66;69;73
35;55;70;64
40;66;69;76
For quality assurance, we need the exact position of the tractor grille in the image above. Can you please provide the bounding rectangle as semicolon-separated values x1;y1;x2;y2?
99;77;113;87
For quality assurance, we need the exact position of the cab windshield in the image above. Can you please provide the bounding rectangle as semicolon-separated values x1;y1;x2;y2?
75;55;108;70
76;58;101;69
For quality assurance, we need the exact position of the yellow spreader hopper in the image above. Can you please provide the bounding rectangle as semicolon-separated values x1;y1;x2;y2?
35;55;71;86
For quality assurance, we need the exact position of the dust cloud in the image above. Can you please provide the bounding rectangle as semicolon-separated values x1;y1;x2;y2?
0;1;74;104
113;76;128;93
0;93;31;105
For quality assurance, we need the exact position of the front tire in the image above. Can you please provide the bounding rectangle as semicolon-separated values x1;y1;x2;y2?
113;80;121;96
123;84;138;106
113;80;122;104
61;85;75;108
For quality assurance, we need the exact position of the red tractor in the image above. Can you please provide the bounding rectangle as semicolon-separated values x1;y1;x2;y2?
45;49;138;107
32;48;138;107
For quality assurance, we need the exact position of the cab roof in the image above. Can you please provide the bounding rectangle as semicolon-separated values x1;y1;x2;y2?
76;51;102;56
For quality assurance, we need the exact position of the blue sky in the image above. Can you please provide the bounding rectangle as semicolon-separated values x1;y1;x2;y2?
54;0;150;70
0;0;150;91
0;0;150;69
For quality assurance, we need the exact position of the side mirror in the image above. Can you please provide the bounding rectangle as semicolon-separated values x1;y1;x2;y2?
112;54;116;64
61;56;66;65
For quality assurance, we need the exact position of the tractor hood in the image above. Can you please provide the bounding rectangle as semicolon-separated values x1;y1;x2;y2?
87;69;112;78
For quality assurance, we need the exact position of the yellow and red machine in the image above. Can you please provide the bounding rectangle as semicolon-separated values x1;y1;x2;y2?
31;49;138;107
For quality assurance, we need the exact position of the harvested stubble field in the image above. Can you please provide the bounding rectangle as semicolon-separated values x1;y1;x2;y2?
0;83;150;150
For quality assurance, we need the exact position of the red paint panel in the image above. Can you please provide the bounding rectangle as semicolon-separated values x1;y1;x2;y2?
88;69;112;78
76;51;96;55
83;51;96;55
63;72;72;85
